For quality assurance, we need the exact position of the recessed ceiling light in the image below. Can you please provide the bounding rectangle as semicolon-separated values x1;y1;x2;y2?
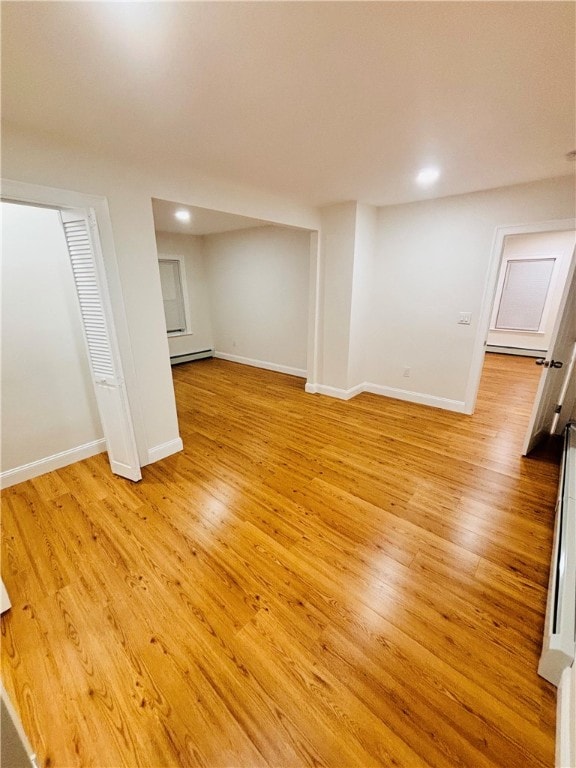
416;167;441;187
174;209;191;222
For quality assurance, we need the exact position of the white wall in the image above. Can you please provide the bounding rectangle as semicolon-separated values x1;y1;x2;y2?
4;124;572;420
155;231;214;358
487;230;575;352
364;176;575;406
204;226;310;374
1;203;103;474
348;204;377;389
314;201;378;395
2;122;319;461
317;202;358;390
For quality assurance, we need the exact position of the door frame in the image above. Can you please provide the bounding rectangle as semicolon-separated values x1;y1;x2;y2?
522;249;576;454
464;218;576;415
1;178;147;465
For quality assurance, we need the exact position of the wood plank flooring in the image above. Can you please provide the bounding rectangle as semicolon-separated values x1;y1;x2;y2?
1;353;561;767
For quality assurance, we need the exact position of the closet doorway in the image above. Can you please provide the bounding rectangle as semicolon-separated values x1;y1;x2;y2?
1;185;141;486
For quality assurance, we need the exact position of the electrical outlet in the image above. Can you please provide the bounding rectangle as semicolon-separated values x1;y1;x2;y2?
458;312;472;325
403;367;410;377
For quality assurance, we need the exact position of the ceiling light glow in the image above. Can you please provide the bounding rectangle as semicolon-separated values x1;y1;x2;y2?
175;209;191;222
416;167;441;187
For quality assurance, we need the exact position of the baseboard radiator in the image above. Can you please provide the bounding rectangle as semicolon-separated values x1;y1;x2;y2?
539;422;576;686
486;345;546;358
170;349;213;366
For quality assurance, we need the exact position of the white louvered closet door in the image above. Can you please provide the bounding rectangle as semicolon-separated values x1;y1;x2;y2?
60;209;142;481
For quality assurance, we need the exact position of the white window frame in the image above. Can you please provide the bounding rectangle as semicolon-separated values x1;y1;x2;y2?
489;252;559;335
158;255;191;337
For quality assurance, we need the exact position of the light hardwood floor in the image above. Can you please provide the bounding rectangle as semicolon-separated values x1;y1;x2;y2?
1;353;561;767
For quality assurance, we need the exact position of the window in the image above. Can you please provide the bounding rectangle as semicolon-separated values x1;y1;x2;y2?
158;259;186;334
492;257;556;332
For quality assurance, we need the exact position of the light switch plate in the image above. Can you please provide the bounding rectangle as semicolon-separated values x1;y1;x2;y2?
458;312;472;325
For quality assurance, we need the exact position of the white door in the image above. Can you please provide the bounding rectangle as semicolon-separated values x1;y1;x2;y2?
523;247;576;455
60;209;142;481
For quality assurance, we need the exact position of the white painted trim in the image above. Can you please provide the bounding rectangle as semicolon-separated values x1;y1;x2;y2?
1;580;12;614
157;253;192;335
0;439;106;489
363;383;466;413
305;380;465;412
146;437;184;465
306;383;364;400
343;383;366;399
465;218;576;416
2;179;106;210
214;351;306;379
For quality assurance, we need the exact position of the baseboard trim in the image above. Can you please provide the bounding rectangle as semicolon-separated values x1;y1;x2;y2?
146;438;184;465
213;358;466;414
0;438;106;489
214;351;306;379
306;383;364;400
305;380;466;412
362;383;466;413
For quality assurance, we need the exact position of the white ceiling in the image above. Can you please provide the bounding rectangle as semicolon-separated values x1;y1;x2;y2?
152;198;275;235
2;2;574;207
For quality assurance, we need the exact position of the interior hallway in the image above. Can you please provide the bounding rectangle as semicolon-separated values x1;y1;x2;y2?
1;353;560;767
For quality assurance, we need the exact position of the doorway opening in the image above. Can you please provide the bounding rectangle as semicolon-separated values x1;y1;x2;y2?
1;201;105;486
468;222;576;456
1;186;142;487
150;198;320;431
